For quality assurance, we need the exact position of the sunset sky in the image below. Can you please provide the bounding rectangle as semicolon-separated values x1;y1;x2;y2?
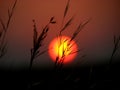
0;0;120;70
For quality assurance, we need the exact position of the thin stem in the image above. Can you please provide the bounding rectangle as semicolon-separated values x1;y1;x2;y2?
0;0;17;58
109;35;120;66
29;18;56;71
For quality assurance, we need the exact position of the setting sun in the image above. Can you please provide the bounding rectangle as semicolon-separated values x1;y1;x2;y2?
48;36;78;64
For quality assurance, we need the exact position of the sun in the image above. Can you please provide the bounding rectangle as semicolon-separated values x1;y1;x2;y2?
48;36;78;64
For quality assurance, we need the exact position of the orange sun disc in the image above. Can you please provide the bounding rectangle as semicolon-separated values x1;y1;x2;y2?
48;36;78;64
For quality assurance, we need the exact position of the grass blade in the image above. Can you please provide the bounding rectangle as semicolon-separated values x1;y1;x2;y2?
29;17;56;71
60;16;74;33
71;19;90;41
33;20;38;48
109;35;120;65
0;0;17;58
64;0;70;18
0;19;6;31
6;0;17;31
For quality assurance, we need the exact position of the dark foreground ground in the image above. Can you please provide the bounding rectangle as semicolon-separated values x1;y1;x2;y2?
0;62;120;90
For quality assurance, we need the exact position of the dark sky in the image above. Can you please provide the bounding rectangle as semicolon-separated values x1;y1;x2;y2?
0;0;120;69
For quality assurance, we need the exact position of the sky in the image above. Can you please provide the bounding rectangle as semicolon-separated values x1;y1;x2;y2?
0;0;120;70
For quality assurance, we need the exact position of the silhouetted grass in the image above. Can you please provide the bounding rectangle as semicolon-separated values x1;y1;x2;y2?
54;0;90;70
109;35;120;65
29;17;56;71
0;0;17;58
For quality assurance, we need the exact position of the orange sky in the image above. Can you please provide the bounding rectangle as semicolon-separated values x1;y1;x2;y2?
0;0;120;69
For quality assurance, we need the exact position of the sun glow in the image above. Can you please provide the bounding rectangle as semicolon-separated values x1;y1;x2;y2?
49;36;77;64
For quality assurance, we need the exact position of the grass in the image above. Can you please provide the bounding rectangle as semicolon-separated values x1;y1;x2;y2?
0;0;17;58
28;17;56;89
29;0;90;71
0;0;119;89
28;0;91;89
54;0;90;70
29;17;56;71
109;35;120;66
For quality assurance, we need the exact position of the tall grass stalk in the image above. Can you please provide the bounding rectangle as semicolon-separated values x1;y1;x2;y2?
54;0;90;70
109;35;120;65
0;0;17;58
29;18;56;71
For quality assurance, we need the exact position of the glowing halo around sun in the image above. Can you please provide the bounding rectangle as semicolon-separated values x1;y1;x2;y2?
48;36;78;64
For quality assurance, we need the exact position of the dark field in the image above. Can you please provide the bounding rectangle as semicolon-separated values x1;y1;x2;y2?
0;61;120;90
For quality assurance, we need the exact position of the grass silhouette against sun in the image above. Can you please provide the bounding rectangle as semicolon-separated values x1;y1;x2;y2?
48;35;78;64
0;0;119;89
53;0;90;70
29;0;90;71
